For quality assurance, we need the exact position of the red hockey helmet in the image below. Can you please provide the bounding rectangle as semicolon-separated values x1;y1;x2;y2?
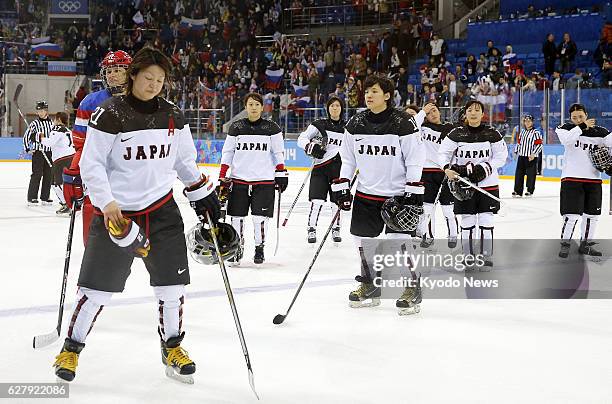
100;50;132;95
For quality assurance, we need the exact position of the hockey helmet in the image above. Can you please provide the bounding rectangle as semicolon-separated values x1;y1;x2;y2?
35;100;48;110
186;222;241;265
380;196;424;232
100;50;132;95
448;179;475;201
589;146;612;172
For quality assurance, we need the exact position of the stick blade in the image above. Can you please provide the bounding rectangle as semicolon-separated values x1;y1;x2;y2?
13;83;23;103
272;314;285;325
33;330;60;349
248;367;260;400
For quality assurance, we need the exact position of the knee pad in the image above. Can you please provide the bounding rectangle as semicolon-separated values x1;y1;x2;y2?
460;214;477;229
478;212;495;228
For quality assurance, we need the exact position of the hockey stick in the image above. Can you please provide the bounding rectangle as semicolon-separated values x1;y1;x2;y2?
273;173;358;325
14;84;52;168
281;162;314;227
33;204;78;349
205;212;259;400
455;175;505;204
274;188;281;256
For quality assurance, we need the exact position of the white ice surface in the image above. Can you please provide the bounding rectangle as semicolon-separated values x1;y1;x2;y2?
0;162;611;404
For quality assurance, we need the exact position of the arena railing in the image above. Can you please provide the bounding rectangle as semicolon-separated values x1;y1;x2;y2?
2;60;86;75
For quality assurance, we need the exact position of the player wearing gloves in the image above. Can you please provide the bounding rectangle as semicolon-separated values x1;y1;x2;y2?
52;47;221;385
332;74;429;315
440;100;508;268
219;93;287;265
297;96;346;244
555;103;612;258
63;50;132;245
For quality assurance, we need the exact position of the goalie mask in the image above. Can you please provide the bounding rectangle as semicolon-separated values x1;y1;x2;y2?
380;196;424;232
100;50;132;95
588;146;612;172
186;222;240;265
448;179;475;201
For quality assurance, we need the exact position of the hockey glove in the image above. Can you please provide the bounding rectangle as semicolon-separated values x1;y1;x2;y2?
275;169;289;193
108;218;150;258
305;141;326;159
605;166;612;176
184;175;221;225
216;178;232;204
466;163;490;183
449;164;469;178
401;192;424;207
62;167;85;210
331;178;353;211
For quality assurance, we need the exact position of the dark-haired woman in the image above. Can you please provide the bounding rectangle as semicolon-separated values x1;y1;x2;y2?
52;47;221;384
218;92;287;266
440;100;508;268
297;96;346;244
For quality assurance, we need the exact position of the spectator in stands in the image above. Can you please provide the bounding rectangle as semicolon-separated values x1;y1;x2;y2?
502;45;517;72
557;32;577;73
74;41;87;61
405;83;420;106
602;60;612;88
551;70;563;91
565;68;584;89
542;33;557;75
464;54;477;82
430;33;444;65
390;46;401;73
535;72;549;90
476;53;487;76
486;40;501;57
594;37;610;70
396;66;409;104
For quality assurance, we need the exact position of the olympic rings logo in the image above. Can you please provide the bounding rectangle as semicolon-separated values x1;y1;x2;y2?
58;0;81;13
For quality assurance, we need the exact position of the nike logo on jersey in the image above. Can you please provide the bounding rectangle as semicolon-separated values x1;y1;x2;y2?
355;138;364;142
120;137;134;142
177;268;188;275
262;208;268;211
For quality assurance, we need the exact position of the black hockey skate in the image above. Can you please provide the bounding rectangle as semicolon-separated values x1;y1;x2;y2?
396;275;422;316
254;244;265;264
53;338;85;382
227;243;243;267
332;226;342;243
56;204;70;216
41;199;54;206
161;332;196;384
579;241;602;260
307;227;316;244
27;198;39;206
420;235;434;249
348;276;381;308
447;236;458;249
558;242;571;258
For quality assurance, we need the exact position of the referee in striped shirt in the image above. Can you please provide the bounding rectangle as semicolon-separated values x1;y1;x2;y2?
23;100;54;205
513;114;543;197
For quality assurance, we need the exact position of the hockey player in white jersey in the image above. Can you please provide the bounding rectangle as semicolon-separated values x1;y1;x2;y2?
51;47;221;384
297;95;345;244
555;103;612;258
332;74;434;315
440;100;508;268
40;112;75;216
417;102;458;249
219;93;287;265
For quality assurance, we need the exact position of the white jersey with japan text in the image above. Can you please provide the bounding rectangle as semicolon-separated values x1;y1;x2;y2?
421;121;456;170
80;94;203;212
221;118;285;182
297;118;345;166
438;124;508;188
41;125;75;162
555;123;612;181
340;108;426;197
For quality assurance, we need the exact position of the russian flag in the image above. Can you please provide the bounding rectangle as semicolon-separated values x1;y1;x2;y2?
179;17;206;35
292;84;309;97
48;61;76;76
265;68;284;89
289;96;311;115
31;43;62;58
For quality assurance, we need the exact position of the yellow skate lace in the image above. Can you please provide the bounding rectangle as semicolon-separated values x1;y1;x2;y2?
400;287;416;302
166;346;193;367
53;351;78;371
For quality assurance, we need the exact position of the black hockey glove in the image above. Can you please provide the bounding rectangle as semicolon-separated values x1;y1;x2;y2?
275;169;289;193
331;178;352;211
401;192;424;207
449;164;469;178
216;178;232;204
605;166;612;176
305;141;326;159
184;175;221;225
466;163;489;183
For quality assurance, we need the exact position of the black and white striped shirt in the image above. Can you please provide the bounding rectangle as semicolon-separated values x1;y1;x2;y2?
23;117;53;152
515;128;543;157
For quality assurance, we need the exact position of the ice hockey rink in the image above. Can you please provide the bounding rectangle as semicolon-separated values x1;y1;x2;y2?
1;162;611;404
